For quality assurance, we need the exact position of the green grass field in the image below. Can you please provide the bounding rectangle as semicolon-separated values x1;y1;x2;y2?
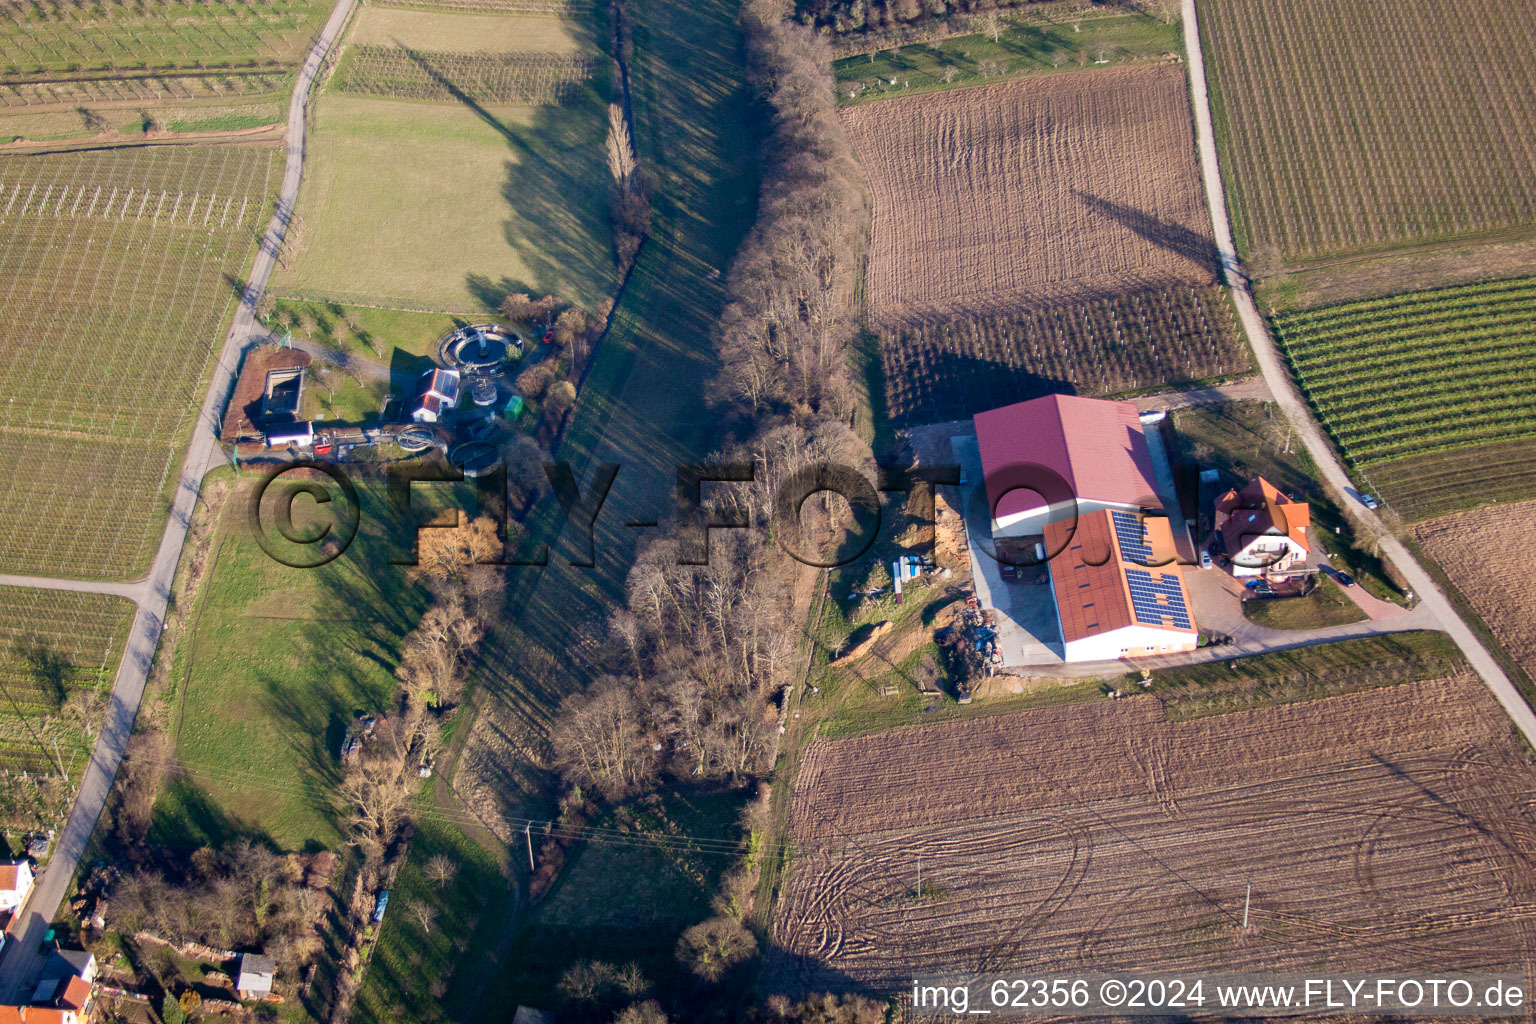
0;586;134;777
1273;276;1536;515
272;92;615;312
0;144;279;578
162;477;471;851
834;9;1182;105
272;5;617;313
0;90;288;145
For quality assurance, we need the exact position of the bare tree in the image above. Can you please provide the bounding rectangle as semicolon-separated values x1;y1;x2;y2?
424;854;458;889
397;600;486;710
339;725;417;860
605;103;637;185
409;901;438;933
615;1001;669;1024
549;678;659;799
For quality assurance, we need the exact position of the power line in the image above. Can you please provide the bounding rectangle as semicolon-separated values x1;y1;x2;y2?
125;752;781;858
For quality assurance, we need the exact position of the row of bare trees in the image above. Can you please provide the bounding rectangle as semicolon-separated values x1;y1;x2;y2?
605;0;652;273
714;0;867;420
539;2;882;1015
339;517;501;862
551;416;870;801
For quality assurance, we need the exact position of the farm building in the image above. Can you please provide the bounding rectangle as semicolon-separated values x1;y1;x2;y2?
975;395;1161;539
235;952;275;999
221;348;314;446
1043;510;1198;662
0;862;34;913
1215;477;1311;577
410;368;462;424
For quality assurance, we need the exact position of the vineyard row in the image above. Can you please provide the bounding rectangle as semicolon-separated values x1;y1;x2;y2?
1274;277;1536;465
880;286;1249;427
371;0;596;13
0;70;285;107
334;45;594;106
0;181;264;230
1203;0;1536;262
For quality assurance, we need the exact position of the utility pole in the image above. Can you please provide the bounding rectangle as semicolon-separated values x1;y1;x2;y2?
525;822;534;872
1242;883;1251;929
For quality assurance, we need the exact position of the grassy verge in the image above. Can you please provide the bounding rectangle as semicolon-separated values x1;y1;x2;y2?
834;9;1180;105
1146;631;1466;720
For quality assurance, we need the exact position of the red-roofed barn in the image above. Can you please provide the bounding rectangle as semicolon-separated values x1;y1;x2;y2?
1043;510;1198;662
974;395;1162;539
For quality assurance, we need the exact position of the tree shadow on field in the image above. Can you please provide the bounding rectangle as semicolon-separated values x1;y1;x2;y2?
19;642;70;709
1074;190;1222;272
880;342;1079;428
393;40;617;313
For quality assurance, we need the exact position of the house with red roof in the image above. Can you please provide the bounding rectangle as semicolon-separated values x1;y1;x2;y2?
0;862;33;914
1043;510;1198;662
974;395;1162;540
1214;477;1311;577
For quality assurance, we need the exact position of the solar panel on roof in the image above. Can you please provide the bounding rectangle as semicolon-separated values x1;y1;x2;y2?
1124;568;1192;629
1111;511;1153;565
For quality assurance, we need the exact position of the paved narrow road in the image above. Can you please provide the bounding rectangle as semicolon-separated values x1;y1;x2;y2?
0;0;357;997
0;575;151;607
1180;0;1536;748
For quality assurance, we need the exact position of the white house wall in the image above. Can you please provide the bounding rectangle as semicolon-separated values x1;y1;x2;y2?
1231;536;1309;576
1063;624;1197;663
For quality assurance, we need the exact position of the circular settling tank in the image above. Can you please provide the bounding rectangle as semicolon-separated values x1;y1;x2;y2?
469;377;498;407
449;439;500;478
440;324;519;374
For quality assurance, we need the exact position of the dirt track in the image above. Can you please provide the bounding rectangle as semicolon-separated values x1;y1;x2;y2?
774;677;1536;993
843;64;1216;321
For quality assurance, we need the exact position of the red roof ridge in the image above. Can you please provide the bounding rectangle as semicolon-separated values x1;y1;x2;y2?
975;395;1160;523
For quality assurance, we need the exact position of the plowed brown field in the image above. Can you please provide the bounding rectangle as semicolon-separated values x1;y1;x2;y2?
843;64;1216;322
773;677;1536;994
1415;501;1536;682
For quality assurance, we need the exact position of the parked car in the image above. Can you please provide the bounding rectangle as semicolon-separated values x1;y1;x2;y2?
1200;550;1213;570
1334;570;1357;588
1361;493;1380;510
